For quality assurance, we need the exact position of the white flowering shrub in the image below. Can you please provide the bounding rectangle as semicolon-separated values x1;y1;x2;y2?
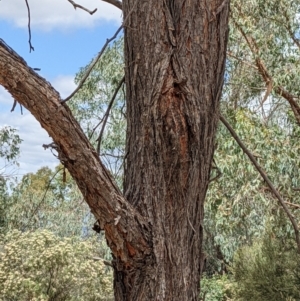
0;230;113;301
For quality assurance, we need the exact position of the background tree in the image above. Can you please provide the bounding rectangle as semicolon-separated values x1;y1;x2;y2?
0;126;21;177
0;126;21;234
202;0;300;277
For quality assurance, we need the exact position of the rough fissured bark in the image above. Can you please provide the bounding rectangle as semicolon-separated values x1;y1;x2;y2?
114;0;229;300
0;0;229;299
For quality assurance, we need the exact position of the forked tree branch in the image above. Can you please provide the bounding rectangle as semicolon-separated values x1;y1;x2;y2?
220;114;300;253
233;18;300;125
67;0;97;14
0;38;151;265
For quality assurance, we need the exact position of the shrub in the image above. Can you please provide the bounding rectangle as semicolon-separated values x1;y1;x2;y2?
200;274;233;301
0;230;113;301
232;234;300;301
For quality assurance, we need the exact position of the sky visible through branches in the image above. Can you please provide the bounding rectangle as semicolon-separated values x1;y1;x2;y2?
0;0;121;176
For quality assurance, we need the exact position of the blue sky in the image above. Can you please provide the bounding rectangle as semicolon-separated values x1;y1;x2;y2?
0;0;122;177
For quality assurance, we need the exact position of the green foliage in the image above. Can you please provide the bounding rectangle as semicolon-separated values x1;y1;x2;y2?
2;4;300;297
231;233;300;301
68;37;125;187
0;126;22;176
1;165;96;237
227;0;300;115
0;230;113;301
200;274;233;301
203;0;300;273
0;126;21;163
0;177;10;233
204;108;300;271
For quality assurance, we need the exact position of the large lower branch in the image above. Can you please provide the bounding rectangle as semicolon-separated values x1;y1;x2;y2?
0;39;151;265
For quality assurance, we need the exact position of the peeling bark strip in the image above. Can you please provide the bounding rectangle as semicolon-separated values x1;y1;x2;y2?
0;39;151;266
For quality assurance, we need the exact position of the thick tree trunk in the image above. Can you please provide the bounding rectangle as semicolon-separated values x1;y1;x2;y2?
114;0;230;300
0;0;229;299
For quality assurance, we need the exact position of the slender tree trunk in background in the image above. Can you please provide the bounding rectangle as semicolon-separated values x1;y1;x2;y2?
114;1;230;300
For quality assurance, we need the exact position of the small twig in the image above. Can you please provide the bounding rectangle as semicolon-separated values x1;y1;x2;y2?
101;0;122;10
209;159;222;183
10;100;23;114
227;51;258;70
91;257;113;267
285;201;300;209
101;152;124;159
61;25;123;103
220;114;300;253
10;100;17;112
67;0;97;15
209;171;222;184
24;0;34;52
96;75;125;154
89;118;104;140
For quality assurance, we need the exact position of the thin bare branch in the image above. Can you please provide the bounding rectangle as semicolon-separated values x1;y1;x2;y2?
10;100;17;112
220;114;300;253
285;201;300;210
101;0;122;10
96;75;125;154
67;0;97;15
227;51;258;70
62;25;123;103
24;0;34;52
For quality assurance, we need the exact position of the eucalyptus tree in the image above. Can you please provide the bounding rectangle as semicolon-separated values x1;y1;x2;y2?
0;126;21;233
68;0;300;272
69;38;126;187
203;0;300;270
227;0;300;124
0;126;21;177
3;166;96;237
0;1;230;300
204;109;300;271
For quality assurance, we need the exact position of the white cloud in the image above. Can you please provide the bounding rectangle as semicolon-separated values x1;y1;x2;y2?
0;106;59;177
51;75;77;99
0;73;78;176
0;0;122;31
0;86;13;106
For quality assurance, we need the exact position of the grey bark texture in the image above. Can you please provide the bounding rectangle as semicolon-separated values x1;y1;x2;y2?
0;0;229;299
